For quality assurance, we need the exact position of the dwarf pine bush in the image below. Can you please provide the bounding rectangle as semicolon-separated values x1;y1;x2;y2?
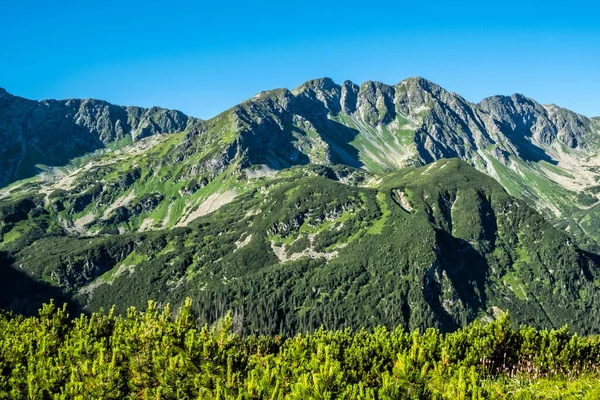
1;299;600;399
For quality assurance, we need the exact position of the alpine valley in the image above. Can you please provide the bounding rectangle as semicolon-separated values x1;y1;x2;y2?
2;77;600;336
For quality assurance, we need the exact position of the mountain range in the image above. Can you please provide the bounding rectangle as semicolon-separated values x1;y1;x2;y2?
1;78;600;335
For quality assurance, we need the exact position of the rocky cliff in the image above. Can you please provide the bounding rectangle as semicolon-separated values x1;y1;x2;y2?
0;88;196;186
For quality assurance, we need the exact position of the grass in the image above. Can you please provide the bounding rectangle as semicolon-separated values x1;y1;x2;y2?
100;250;147;284
503;272;529;300
367;191;390;234
486;153;580;217
515;247;532;264
329;114;418;173
1;226;22;243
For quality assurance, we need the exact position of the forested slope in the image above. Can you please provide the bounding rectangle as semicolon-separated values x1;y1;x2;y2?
2;160;599;335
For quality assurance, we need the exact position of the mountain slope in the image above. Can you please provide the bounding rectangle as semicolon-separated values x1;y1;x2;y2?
2;160;600;335
2;79;600;245
2;79;600;336
207;78;600;248
127;77;600;246
0;87;197;186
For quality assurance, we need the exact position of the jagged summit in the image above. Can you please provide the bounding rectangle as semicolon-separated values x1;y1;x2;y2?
0;89;195;186
224;76;598;169
397;76;442;91
479;93;532;106
2;78;600;246
2;78;600;336
292;77;339;93
290;76;446;102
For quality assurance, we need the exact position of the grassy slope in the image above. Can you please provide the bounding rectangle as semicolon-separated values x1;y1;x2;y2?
482;148;600;250
4;160;600;337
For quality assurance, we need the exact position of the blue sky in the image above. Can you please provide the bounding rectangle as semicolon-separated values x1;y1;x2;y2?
1;1;599;119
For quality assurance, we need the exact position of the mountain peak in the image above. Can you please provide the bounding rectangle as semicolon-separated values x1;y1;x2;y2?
401;76;434;84
479;93;538;108
398;76;441;91
360;79;387;87
0;92;193;186
308;77;337;88
510;92;536;104
292;77;340;95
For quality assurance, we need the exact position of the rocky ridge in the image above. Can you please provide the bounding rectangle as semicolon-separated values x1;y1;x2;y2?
170;77;600;246
0;88;197;186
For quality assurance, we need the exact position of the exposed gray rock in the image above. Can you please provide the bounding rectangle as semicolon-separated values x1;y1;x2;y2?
5;78;595;190
204;77;598;174
0;88;197;186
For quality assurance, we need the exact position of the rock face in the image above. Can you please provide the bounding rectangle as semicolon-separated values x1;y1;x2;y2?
0;88;195;186
2;79;595;189
2;79;600;336
170;78;598;247
177;77;596;182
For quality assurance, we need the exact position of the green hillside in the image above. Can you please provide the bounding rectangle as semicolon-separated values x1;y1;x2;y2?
2;78;600;339
2;160;599;336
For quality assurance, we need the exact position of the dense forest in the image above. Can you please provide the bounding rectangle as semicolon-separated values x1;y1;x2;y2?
4;160;600;337
1;299;599;399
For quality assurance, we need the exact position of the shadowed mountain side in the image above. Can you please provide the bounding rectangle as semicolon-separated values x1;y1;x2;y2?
424;231;491;333
492;121;558;165
0;88;196;186
231;87;362;170
0;251;81;316
292;80;363;167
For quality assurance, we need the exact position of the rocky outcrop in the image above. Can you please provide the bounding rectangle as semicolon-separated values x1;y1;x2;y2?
198;77;598;175
479;95;595;150
5;79;594;189
0;88;196;186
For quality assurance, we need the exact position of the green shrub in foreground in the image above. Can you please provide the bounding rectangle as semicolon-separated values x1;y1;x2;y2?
1;299;600;399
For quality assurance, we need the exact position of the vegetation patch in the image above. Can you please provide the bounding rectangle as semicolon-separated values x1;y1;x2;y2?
1;302;600;399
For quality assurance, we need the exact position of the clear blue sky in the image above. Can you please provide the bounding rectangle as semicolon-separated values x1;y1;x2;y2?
1;0;599;119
